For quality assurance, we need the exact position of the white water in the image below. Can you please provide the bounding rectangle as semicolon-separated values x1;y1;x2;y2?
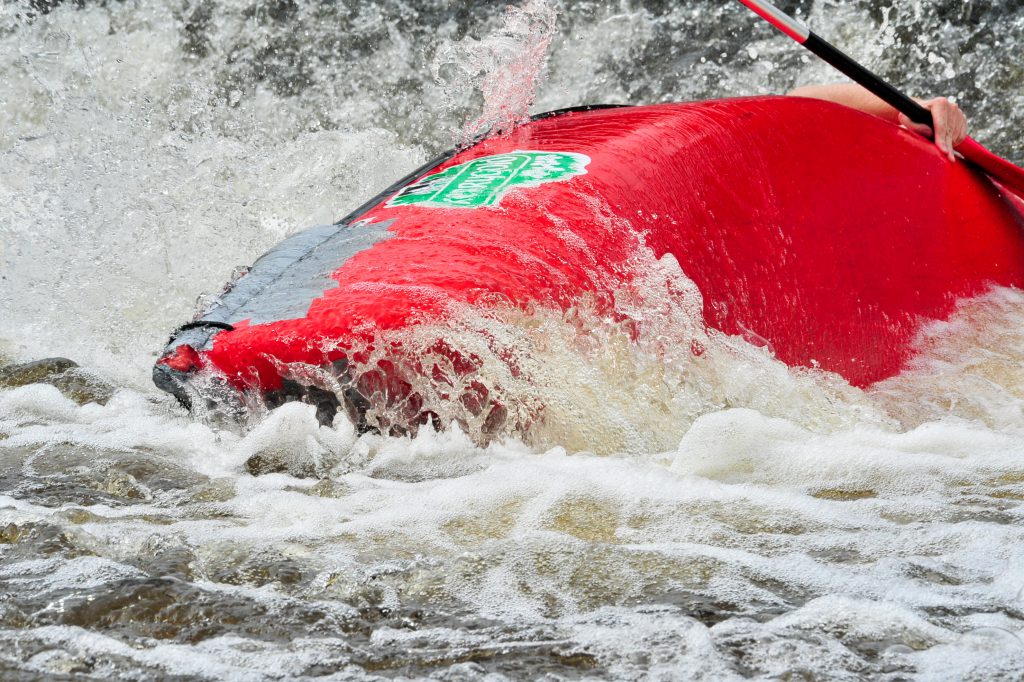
2;0;1024;679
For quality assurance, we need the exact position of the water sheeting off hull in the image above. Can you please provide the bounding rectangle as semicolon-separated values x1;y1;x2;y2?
155;97;1024;424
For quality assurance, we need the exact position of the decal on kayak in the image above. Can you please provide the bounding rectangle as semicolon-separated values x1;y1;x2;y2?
386;150;590;209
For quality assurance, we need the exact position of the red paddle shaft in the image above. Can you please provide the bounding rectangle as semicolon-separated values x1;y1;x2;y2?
738;0;1024;202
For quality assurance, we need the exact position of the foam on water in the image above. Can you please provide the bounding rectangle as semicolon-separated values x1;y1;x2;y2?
872;287;1024;432
3;0;1024;678
3;367;1024;677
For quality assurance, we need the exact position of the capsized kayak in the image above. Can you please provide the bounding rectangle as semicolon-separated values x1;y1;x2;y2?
154;96;1024;430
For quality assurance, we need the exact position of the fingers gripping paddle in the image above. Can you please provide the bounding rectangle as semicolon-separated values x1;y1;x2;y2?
737;0;1024;202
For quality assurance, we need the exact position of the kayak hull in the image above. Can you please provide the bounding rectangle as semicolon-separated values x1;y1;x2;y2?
155;97;1024;423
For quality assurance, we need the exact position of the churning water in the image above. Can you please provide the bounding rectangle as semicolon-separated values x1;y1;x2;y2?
3;0;1024;679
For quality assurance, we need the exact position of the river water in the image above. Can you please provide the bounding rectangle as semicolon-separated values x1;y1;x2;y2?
3;0;1024;679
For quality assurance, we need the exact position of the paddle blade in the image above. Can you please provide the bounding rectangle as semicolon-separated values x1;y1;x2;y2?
957;137;1024;202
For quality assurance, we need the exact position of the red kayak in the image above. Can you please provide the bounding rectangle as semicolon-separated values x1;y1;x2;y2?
155;96;1024;428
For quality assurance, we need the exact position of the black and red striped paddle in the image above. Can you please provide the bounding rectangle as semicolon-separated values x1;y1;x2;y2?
737;0;1024;201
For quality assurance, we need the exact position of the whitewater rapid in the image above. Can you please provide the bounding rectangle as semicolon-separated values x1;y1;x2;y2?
3;0;1024;679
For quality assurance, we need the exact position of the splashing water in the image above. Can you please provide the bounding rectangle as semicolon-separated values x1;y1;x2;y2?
3;0;1024;679
276;220;885;456
432;0;558;143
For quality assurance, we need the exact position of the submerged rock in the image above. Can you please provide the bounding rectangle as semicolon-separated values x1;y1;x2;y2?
0;357;116;405
303;478;350;498
244;451;317;478
101;472;154;501
0;357;77;385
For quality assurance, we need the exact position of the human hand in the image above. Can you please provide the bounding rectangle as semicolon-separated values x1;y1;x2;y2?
898;97;968;161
